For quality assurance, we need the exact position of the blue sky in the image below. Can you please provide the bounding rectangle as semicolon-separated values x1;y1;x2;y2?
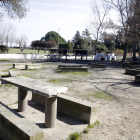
1;0;92;46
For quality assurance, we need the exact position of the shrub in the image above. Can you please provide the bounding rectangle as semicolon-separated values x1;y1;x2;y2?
83;128;89;134
68;132;80;140
87;124;94;129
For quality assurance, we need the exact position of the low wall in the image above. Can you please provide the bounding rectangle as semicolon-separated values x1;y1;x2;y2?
0;102;44;140
58;65;82;70
135;75;140;82
60;67;88;72
125;68;140;75
25;64;43;69
125;65;140;69
0;54;47;59
32;93;97;124
90;63;106;68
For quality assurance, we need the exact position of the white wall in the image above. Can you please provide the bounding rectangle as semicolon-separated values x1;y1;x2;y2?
0;54;47;59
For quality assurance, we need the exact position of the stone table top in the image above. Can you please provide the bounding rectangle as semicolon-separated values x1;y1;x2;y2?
0;76;68;98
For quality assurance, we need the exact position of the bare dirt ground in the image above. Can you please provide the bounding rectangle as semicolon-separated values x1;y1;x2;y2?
0;60;140;140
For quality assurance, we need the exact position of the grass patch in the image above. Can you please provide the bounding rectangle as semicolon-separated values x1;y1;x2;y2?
7;101;18;106
0;59;10;61
56;70;89;75
93;91;114;100
8;48;50;54
17;74;31;78
0;84;13;88
68;88;81;94
87;124;94;129
94;121;100;126
83;128;89;134
4;84;12;87
68;132;81;140
2;69;8;72
0;85;3;88
48;78;73;84
1;74;9;77
9;68;17;70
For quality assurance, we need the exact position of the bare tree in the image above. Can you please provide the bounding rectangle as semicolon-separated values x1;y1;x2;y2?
16;34;28;52
103;0;140;62
88;0;111;55
0;23;17;50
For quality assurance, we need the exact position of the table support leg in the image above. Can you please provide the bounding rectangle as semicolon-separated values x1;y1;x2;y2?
18;87;28;112
45;96;57;128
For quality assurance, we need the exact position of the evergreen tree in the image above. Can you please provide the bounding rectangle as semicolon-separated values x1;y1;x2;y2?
45;31;66;44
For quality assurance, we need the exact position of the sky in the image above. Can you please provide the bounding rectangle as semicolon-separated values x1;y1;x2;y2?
1;0;93;46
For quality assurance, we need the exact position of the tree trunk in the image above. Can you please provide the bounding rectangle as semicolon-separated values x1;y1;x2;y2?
133;41;136;61
137;42;140;57
122;43;128;62
94;40;97;55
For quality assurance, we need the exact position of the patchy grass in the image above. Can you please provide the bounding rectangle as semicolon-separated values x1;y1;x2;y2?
0;84;13;88
1;74;9;77
56;70;89;76
9;68;17;70
87;124;94;129
68;88;81;94
83;91;114;101
48;78;73;84
40;67;46;69
68;132;81;140
8;48;49;54
83;128;89;134
0;59;10;61
0;85;3;88
4;84;13;87
17;74;32;78
94;120;100;126
3;70;9;72
7;101;18;106
93;91;114;100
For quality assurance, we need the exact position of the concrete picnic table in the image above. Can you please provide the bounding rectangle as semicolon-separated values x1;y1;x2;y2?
0;76;68;128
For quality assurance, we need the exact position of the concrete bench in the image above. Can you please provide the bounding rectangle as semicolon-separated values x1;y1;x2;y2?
58;65;82;70
125;68;140;75
135;74;140;83
125;64;140;69
25;63;43;69
0;102;44;140
0;76;68;128
13;63;29;69
32;93;97;124
8;70;17;77
60;67;88;72
90;63;106;68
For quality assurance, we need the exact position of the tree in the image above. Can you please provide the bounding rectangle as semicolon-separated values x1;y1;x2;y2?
16;34;28;52
0;45;8;53
101;32;116;51
103;0;140;61
45;31;66;44
67;40;72;50
46;41;57;48
88;0;111;55
96;44;108;51
81;29;91;50
0;23;17;52
0;0;29;20
72;31;83;49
